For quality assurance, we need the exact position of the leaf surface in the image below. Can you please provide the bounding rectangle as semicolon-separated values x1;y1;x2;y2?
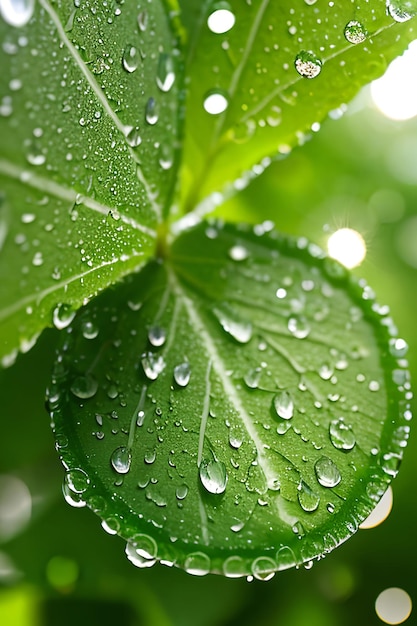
0;0;181;364
180;0;417;212
48;221;410;578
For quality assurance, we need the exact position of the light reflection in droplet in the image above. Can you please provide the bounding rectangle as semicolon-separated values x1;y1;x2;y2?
360;486;393;529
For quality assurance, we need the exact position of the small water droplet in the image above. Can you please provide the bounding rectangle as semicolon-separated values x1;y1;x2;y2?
174;362;191;387
125;126;142;147
203;90;229;114
176;484;188;500
251;556;276;581
273;391;294;420
318;363;333;380
122;44;139;73
62;481;86;508
0;0;34;27
199;458;228;494
329;418;356;450
298;481;320;512
207;7;235;33
141;352;165;380
144;449;156;465
344;20;367;44
228;244;249;261
81;319;99;339
158;143;174;170
70;373;98;399
295;50;322;78
386;0;417;22
213;306;252;343
26;142;46;166
148;325;166;347
369;380;380;392
156;53;175;92
288;315;310;339
244;367;261;389
223;555;247;578
389;338;408;357
145;97;159;125
65;468;90;494
137;9;148;31
184;551;211;576
111;446;131;474
315;456;341;488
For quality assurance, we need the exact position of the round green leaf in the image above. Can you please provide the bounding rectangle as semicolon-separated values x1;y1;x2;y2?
48;221;411;579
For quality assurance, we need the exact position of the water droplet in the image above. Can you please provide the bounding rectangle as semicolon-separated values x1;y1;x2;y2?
65;468;90;494
145;97;159;125
386;0;417;22
228;244;249;261
148;325;166;347
329;418;356;450
251;556;276;581
137;10;148;31
294;50;322;78
207;7;235;34
122;44;139;73
102;517;120;535
203;91;229;114
297;481;320;512
276;546;297;570
288;315;310;339
344;20;367;44
158;143;174;170
389;338;408;357
229;426;243;449
273;391;294;420
81;319;99;339
176;484;188;500
315;456;341;488
213;306;252;343
0;0;34;27
62;481;86;508
318;363;333;380
244;367;261;389
111;446;131;474
369;380;380;392
70;373;98;399
26;143;46;166
223;555;247;578
141;352;165;380
174;362;191;387
199;458;228;494
125;126;142;147
156;53;175;92
184;551;211;576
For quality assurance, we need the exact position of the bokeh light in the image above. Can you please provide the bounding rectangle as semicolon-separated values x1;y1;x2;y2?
359;486;393;529
375;588;412;625
327;228;367;269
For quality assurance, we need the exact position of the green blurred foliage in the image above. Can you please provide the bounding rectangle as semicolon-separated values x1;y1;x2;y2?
1;83;416;625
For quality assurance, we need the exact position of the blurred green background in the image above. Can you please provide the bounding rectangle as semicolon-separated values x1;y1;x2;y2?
1;58;416;626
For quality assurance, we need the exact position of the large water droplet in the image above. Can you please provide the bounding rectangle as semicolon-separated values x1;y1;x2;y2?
315;456;341;488
386;0;417;22
174;362;191;387
148;325;166;347
344;20;367;44
62;481;86;508
70;373;98;399
0;0;34;27
297;481;320;512
156;53;175;92
184;551;211;576
203;91;229;115
111;446;132;474
199;458;228;494
122;44;139;73
294;50;322;78
52;303;76;330
273;391;294;420
213;306;252;343
329;418;356;450
65;468;90;494
223;555;247;578
141;352;165;380
145;97;159;125
251;556;276;581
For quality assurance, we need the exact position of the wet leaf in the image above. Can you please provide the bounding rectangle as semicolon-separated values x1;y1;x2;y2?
0;0;181;365
48;221;410;578
180;1;417;212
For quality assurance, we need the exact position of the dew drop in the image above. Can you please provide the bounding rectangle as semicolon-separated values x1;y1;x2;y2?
386;0;417;22
158;144;174;170
176;484;189;500
81;319;99;339
213;306;252;343
0;0;34;27
344;20;367;44
173;362;191;387
228;244;249;261
137;9;148;31
184;551;211;576
53;303;75;330
389;337;408;357
26;143;46;166
122;44;139;73
199;458;228;495
315;456;341;488
111;446;131;474
148;325;166;347
251;556;276;581
223;555;247;578
141;352;165;380
125;126;142;147
62;481;86;508
273;391;294;420
318;363;333;380
297;481;320;512
70;373;98;399
329;418;356;450
203;91;229;114
207;8;235;34
294;50;322;78
65;468;90;494
145;97;159;125
156;53;175;92
244;367;261;389
288;315;310;339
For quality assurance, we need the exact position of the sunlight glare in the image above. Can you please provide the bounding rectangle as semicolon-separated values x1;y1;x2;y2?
327;228;366;269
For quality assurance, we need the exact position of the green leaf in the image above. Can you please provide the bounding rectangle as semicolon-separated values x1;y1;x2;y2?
180;1;417;212
0;0;182;365
48;221;410;579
